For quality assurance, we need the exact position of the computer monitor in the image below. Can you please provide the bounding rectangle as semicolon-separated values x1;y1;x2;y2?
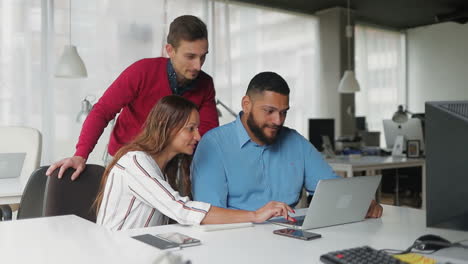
382;119;425;151
426;101;468;231
355;116;367;131
308;119;334;152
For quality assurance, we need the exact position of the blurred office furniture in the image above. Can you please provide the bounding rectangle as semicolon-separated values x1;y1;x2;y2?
360;131;380;147
0;127;42;219
383;119;425;152
354;116;380;147
355;116;367;131
326;156;425;208
309;119;335;151
426;101;468;231
44;164;104;222
16;167;49;220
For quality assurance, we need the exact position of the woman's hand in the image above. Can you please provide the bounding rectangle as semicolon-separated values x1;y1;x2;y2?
253;201;296;223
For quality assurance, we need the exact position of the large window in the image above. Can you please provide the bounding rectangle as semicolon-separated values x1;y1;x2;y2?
0;1;42;131
355;24;406;147
1;0;321;164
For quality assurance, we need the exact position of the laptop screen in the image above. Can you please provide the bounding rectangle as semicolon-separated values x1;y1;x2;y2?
0;153;26;179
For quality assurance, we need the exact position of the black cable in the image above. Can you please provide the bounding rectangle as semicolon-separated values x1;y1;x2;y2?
381;239;468;255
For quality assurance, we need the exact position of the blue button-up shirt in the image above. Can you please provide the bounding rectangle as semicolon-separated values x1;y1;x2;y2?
191;113;339;211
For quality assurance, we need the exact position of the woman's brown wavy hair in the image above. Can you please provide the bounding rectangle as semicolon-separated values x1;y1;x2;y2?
94;95;198;214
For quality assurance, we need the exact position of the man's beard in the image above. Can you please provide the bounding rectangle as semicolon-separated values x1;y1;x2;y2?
246;113;282;145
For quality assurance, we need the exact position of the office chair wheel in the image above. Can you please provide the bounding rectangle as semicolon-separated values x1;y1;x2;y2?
0;205;12;221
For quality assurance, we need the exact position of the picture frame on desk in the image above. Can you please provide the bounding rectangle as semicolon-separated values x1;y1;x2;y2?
406;140;421;158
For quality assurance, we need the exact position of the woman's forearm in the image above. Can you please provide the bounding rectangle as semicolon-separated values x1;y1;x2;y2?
201;206;257;224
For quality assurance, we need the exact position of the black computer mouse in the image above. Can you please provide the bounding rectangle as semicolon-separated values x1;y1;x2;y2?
414;234;451;251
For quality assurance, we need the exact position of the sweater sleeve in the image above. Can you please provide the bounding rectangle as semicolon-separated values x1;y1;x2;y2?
197;77;219;136
74;61;143;159
124;153;211;225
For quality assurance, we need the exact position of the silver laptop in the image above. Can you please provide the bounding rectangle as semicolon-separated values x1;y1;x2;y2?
269;175;381;230
0;153;26;179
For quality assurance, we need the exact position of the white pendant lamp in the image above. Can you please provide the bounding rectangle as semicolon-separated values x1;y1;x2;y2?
338;0;360;94
55;0;87;78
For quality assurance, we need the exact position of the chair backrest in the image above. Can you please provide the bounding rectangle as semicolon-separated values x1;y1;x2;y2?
44;164;105;222
0;126;42;188
16;166;49;219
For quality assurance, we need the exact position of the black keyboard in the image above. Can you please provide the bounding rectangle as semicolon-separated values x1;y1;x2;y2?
320;246;406;264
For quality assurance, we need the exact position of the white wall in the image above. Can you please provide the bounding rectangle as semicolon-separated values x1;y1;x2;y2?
407;22;468;112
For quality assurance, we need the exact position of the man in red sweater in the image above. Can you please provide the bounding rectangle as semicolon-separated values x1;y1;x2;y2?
46;15;219;180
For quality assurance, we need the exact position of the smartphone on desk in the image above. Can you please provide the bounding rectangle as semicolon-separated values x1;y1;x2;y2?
132;234;180;250
156;232;201;248
273;228;322;241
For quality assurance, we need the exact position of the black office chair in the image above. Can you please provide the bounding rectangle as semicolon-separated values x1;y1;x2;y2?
43;164;105;222
16;166;50;220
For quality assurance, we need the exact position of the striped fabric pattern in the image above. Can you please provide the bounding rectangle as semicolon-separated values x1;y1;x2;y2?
97;151;211;231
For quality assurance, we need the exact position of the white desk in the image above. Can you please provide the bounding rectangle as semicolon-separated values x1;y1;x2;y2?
0;215;163;263
2;207;467;264
327;156;426;208
0;178;22;204
122;205;468;264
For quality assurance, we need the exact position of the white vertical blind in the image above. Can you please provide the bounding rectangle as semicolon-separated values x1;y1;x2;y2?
355;24;406;146
1;0;322;164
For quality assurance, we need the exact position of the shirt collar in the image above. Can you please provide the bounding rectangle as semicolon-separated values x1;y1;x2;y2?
235;111;280;149
235;112;251;148
166;59;196;95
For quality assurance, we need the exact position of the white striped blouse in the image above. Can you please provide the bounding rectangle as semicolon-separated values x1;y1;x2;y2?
97;151;211;231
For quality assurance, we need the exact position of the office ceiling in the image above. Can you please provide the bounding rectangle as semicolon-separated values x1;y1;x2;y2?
234;0;468;29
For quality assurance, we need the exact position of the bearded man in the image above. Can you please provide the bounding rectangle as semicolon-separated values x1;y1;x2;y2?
191;71;383;218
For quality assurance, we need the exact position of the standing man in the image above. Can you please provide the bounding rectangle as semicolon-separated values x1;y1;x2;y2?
47;15;218;180
191;72;382;217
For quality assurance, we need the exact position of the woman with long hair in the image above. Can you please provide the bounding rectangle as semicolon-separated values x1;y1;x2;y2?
95;95;295;230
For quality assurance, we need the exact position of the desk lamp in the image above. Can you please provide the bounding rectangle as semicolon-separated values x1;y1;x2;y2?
76;95;115;164
76;95;94;123
392;105;413;124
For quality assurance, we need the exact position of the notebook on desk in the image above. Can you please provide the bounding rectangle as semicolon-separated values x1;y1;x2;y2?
269;175;381;230
0;153;26;179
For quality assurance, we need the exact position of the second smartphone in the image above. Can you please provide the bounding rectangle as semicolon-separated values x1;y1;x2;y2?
273;228;322;241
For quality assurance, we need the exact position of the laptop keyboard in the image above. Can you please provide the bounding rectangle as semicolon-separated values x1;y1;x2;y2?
320;246;405;264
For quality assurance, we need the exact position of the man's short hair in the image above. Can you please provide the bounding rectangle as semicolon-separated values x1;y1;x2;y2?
246;72;290;96
167;15;208;48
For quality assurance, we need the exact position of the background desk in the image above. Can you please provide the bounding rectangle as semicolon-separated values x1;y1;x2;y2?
123;205;468;264
0;178;22;204
0;215;163;264
326;156;426;208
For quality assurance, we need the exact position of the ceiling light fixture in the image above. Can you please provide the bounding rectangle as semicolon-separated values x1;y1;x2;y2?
55;0;87;78
338;0;360;94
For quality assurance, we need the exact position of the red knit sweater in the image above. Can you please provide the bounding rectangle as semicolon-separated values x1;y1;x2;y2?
74;57;219;159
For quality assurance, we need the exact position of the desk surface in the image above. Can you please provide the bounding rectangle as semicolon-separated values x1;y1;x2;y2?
2;206;467;264
326;155;425;169
123;205;468;264
0;215;162;264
